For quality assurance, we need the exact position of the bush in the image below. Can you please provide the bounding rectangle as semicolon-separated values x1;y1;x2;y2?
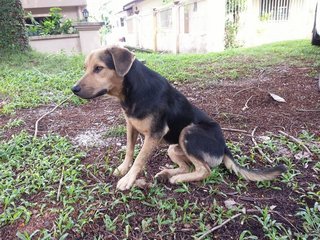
26;8;76;36
0;0;29;52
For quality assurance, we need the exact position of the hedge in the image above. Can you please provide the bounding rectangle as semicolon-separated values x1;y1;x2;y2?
0;0;29;52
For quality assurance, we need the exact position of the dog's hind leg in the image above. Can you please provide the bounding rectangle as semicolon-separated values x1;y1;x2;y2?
155;144;190;181
168;124;224;184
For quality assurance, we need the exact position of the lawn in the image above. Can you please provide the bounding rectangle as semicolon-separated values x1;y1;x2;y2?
0;40;319;239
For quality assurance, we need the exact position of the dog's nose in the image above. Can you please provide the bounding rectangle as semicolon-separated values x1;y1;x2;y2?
71;85;81;93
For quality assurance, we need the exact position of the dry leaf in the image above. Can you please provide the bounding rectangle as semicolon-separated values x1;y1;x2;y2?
269;93;286;103
134;178;152;189
224;198;237;209
270;205;277;210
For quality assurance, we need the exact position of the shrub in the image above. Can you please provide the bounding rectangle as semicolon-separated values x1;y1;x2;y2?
0;0;29;52
26;8;76;36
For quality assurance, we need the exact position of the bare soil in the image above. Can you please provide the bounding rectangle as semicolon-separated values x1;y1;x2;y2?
0;65;319;239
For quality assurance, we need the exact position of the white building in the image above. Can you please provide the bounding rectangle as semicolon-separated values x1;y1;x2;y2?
107;0;317;53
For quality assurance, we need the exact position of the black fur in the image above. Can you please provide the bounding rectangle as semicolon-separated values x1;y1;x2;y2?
121;59;226;148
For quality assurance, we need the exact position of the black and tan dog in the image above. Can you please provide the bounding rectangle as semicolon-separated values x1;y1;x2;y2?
72;46;286;191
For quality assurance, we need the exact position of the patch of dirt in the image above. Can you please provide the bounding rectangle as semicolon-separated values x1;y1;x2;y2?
0;66;319;239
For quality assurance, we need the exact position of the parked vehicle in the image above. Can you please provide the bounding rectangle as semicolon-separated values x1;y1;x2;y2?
312;1;320;45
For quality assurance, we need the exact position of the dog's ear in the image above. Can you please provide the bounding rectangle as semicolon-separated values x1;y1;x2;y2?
107;47;135;77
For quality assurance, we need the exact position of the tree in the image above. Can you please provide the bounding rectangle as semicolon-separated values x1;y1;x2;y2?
0;0;29;52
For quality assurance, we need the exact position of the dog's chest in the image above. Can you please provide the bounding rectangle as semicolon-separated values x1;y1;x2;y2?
127;117;153;136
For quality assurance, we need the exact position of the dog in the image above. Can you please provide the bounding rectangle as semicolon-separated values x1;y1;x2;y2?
72;46;286;191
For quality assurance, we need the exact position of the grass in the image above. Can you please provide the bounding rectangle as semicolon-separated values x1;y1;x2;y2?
0;127;319;239
0;40;319;239
1;40;320;114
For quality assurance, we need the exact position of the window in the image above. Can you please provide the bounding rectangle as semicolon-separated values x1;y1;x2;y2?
260;0;290;21
159;9;172;29
120;17;124;27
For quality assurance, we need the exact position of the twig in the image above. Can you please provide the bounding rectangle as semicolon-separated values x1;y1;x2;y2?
34;94;73;138
233;87;256;97
251;127;273;163
242;95;254;111
221;128;248;133
278;130;312;155
56;166;65;201
84;168;104;184
296;108;320;112
197;213;242;240
272;210;301;233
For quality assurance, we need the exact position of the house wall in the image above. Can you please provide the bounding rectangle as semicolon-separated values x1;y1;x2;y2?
24;6;82;20
108;0;315;53
235;0;316;46
22;0;86;20
109;0;225;53
22;0;86;9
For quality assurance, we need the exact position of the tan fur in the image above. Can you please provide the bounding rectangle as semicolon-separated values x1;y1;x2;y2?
127;116;154;136
116;116;169;190
116;136;160;190
74;47;135;100
155;144;190;180
158;127;211;184
223;155;282;181
113;117;139;177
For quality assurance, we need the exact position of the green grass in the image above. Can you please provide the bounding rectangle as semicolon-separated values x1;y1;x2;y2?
0;40;319;239
138;40;320;82
1;40;320;114
0;128;319;239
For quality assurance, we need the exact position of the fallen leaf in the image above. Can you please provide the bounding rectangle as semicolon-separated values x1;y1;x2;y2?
270;205;277;210
224;198;237;209
134;178;152;189
269;93;286;103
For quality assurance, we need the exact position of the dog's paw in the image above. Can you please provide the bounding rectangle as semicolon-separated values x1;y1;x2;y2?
113;163;130;177
116;173;137;191
154;169;170;183
169;175;183;184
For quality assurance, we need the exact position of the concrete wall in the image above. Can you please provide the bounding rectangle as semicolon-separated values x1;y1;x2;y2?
29;34;81;54
29;23;103;55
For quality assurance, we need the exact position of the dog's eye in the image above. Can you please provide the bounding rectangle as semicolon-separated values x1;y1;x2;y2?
93;66;104;73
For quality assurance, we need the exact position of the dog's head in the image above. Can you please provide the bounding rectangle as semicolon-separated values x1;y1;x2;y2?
71;46;135;99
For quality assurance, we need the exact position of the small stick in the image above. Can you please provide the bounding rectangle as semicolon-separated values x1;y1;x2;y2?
233;87;256;97
221;128;248;133
56;166;65;201
251;127;273;163
242;95;254;111
278;130;312;155
34;94;73;138
197;213;242;240
84;168;104;184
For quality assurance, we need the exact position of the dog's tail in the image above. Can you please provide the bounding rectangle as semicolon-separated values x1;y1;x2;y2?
223;147;286;181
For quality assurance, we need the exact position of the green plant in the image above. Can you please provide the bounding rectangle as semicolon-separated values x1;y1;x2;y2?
26;8;76;36
296;202;320;237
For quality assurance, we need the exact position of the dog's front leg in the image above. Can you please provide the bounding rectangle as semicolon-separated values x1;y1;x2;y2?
113;120;139;176
116;136;159;190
